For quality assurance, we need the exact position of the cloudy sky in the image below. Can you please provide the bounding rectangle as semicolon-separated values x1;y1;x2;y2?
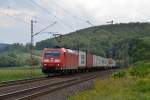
0;0;150;44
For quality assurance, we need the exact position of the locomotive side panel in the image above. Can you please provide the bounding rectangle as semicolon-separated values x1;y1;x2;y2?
64;51;78;69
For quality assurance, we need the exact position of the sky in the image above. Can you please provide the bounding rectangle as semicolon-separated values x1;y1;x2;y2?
0;0;150;44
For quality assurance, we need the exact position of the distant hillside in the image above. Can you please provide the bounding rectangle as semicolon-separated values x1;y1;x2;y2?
0;43;9;52
36;22;150;66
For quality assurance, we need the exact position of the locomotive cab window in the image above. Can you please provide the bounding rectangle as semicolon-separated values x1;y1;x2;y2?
44;51;60;58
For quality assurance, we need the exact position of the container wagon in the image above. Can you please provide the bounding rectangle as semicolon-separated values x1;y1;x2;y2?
41;48;117;75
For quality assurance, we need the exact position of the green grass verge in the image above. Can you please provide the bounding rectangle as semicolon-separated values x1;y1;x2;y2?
68;60;150;100
68;77;150;100
0;66;44;82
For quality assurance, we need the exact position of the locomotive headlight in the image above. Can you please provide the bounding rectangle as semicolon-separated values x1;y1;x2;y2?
54;59;60;63
44;59;49;62
44;64;47;66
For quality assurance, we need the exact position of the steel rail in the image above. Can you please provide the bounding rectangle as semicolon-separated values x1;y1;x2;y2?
0;76;46;87
16;74;97;100
0;78;76;100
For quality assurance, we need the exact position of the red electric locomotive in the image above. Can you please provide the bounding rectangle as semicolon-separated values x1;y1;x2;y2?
41;48;117;75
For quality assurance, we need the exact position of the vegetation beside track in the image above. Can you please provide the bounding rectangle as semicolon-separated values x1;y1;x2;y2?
68;60;150;100
0;66;44;82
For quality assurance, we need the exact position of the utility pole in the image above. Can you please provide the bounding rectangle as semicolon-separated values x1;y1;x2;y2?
53;33;63;47
31;20;37;65
30;20;57;75
86;20;94;27
106;20;114;58
30;21;57;64
46;32;61;48
124;40;129;67
106;20;114;68
31;20;33;67
107;20;113;25
30;20;36;77
86;20;94;53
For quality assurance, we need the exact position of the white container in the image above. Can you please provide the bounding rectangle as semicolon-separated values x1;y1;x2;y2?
101;57;104;66
78;51;86;67
97;56;101;67
102;58;107;67
99;56;103;67
112;60;116;67
92;55;97;67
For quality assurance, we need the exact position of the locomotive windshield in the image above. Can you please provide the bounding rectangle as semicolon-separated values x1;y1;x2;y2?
44;51;60;58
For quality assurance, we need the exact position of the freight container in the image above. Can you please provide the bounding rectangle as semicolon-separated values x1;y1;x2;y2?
92;55;97;67
97;56;101;67
102;57;107;67
86;53;93;68
108;58;113;64
112;60;116;67
78;51;86;67
108;58;114;67
97;56;104;67
105;58;108;67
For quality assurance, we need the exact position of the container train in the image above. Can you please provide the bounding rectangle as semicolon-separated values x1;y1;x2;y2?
41;48;116;74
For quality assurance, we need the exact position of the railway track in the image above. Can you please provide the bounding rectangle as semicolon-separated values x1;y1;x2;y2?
0;73;73;88
0;72;99;100
0;76;46;87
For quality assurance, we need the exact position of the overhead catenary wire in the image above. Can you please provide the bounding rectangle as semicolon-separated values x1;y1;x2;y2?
51;0;95;27
3;5;62;34
1;0;95;31
33;21;57;36
29;0;75;31
86;20;94;27
51;1;84;21
0;11;30;25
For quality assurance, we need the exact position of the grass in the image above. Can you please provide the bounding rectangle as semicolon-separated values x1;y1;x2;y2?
68;77;150;100
0;66;44;82
68;60;150;100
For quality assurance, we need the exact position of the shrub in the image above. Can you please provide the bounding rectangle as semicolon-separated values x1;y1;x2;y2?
128;66;149;77
128;61;150;77
112;70;126;78
131;78;150;93
25;57;40;66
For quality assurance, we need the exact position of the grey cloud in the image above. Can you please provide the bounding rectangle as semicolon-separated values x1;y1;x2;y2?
1;0;150;44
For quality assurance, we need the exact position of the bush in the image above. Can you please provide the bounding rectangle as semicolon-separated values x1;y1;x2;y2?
0;52;40;67
128;61;150;77
0;55;18;67
25;57;40;66
132;78;150;93
129;66;149;77
112;70;126;78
